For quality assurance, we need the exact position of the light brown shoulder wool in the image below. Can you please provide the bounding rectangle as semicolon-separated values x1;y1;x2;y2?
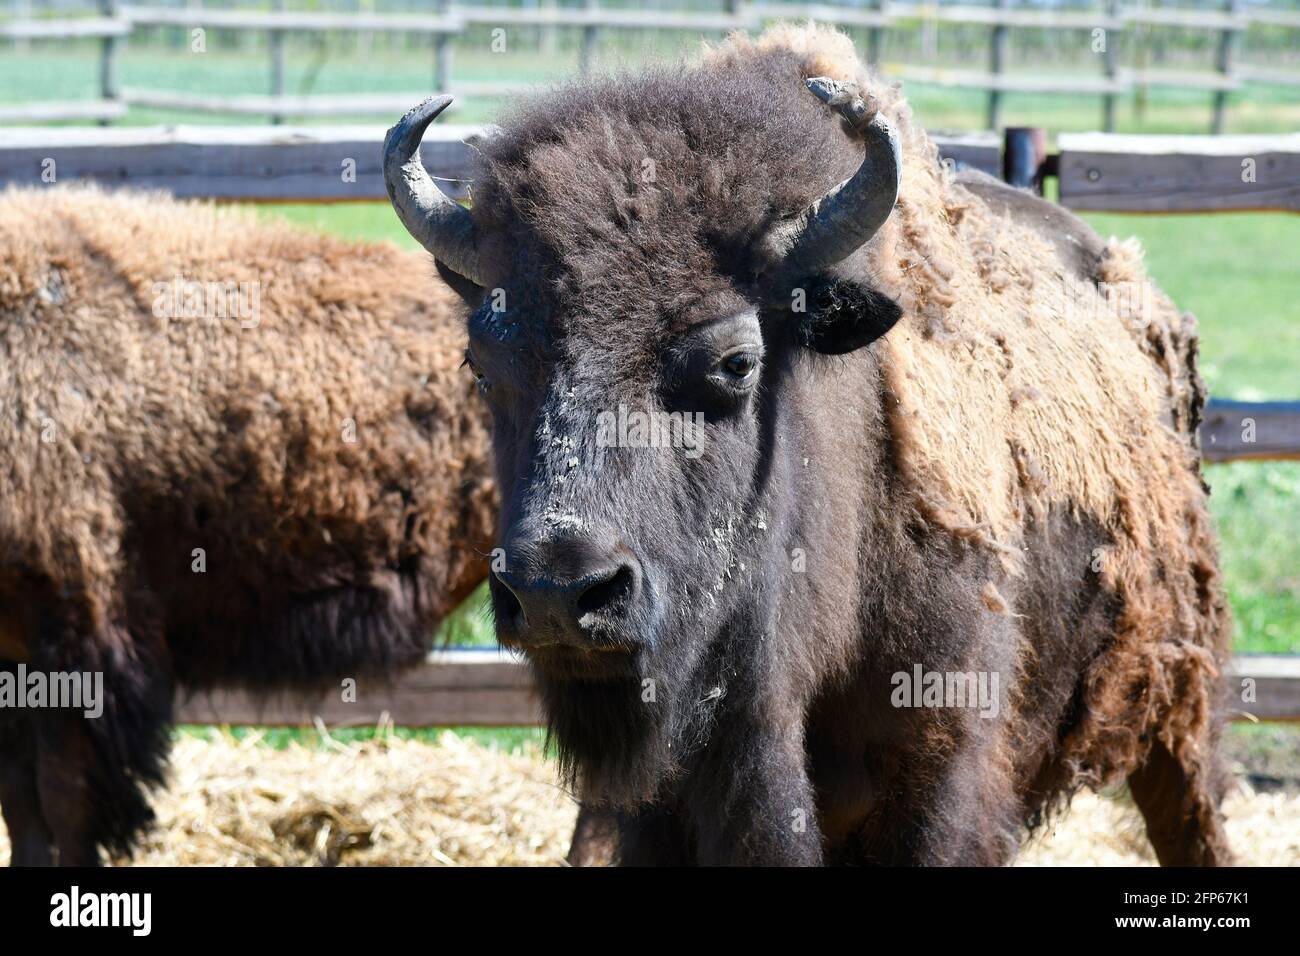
0;186;493;642
711;24;1230;790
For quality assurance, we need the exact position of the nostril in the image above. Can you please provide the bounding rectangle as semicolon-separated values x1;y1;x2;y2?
576;565;636;619
490;571;525;626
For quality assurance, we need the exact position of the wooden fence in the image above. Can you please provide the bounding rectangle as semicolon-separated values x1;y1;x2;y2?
174;649;1300;726
2;122;1296;211
0;121;1296;723
4;1;1300;130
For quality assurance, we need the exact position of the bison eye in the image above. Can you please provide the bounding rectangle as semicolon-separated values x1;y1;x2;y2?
721;351;759;382
461;349;491;394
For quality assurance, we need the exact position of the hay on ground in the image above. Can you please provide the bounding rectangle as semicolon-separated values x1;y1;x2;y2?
0;731;1294;866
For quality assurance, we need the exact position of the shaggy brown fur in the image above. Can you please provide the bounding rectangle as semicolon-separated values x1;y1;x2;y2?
756;28;1231;862
724;26;1231;827
0;186;495;863
452;23;1232;865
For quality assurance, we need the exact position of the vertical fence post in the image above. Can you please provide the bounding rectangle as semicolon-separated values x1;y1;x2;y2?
1212;0;1241;134
580;0;598;76
434;0;453;93
15;0;31;54
177;0;199;51
540;0;557;58
1003;127;1047;194
358;0;372;57
1102;0;1120;132
987;0;1011;132
98;0;121;126
868;0;886;67
1132;0;1149;123
269;0;285;125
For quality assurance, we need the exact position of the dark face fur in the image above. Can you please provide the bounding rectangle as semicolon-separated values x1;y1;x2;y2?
467;272;898;803
435;53;902;803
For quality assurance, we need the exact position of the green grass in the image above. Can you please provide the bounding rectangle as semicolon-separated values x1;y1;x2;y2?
1076;212;1300;655
175;722;544;752
1080;213;1300;401
263;202;428;249
1199;462;1299;654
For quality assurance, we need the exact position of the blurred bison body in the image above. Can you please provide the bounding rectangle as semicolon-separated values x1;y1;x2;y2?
388;24;1233;865
0;187;494;864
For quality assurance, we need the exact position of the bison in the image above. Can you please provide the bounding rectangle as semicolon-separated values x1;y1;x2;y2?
384;23;1233;865
0;186;496;865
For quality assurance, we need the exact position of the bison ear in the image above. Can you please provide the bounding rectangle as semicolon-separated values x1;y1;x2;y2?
793;276;902;356
436;259;485;306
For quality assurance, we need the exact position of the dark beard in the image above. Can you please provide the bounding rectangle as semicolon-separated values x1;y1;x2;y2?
535;639;725;809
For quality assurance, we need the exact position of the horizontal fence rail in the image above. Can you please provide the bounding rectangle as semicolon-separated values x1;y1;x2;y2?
1;124;1294;211
4;2;1300;129
1057;131;1300;212
173;650;1300;725
0;124;998;201
176;650;544;728
1200;399;1300;462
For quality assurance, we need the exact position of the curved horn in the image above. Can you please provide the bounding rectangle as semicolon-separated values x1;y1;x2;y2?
384;95;485;286
769;77;902;280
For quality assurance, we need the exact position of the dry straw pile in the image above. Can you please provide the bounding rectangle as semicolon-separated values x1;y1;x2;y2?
128;729;577;867
0;730;1295;866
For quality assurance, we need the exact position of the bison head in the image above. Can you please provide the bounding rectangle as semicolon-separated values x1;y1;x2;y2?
385;66;903;802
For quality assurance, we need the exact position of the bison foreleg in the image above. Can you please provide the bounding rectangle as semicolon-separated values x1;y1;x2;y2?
1128;737;1232;866
686;721;824;866
605;800;695;866
863;713;1021;866
28;609;174;866
565;802;620;866
0;707;54;866
35;712;106;866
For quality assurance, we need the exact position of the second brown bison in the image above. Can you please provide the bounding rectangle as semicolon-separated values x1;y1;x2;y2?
0;187;495;864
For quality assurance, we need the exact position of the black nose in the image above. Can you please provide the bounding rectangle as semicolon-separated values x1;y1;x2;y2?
490;536;643;648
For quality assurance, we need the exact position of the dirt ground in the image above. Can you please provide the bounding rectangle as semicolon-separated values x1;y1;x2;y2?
0;727;1296;866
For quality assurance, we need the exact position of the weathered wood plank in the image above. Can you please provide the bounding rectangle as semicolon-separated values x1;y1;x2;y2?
123;5;463;33
101;1;1290;36
1121;7;1249;31
0;16;130;39
755;3;891;29
1122;68;1241;92
1229;657;1300;724
892;65;1128;95
1249;8;1300;29
120;88;467;118
0;123;476;201
459;6;751;31
1201;399;1300;463
0;124;994;204
931;130;1002;178
0;100;127;123
1234;64;1300;89
1058;131;1300;212
174;651;1300;727
124;4;751;33
176;650;542;727
897;3;1122;30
